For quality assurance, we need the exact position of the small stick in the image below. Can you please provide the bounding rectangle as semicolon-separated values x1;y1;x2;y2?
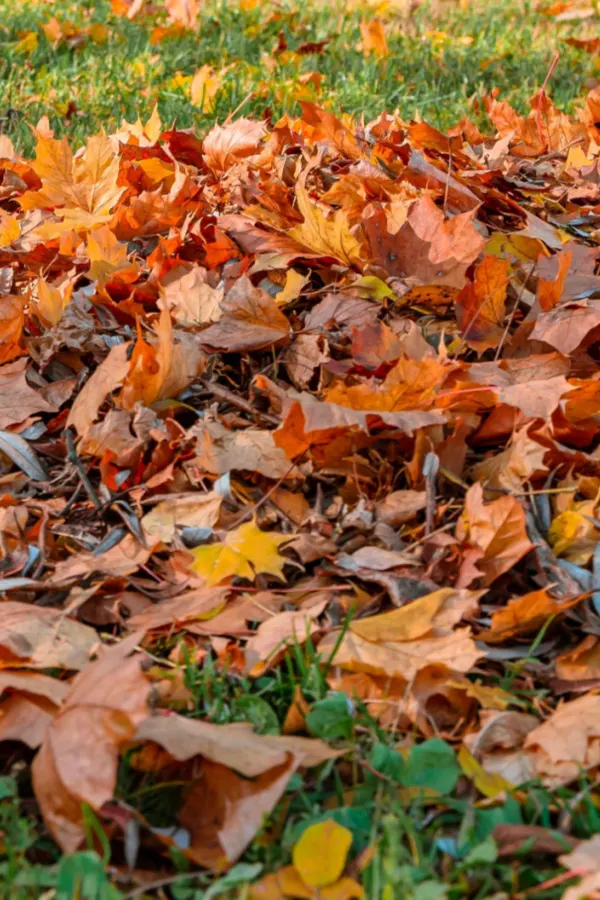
199;378;280;426
536;52;560;151
64;428;101;510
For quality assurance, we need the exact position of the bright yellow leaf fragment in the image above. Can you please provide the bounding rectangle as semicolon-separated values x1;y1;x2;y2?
190;520;289;585
293;819;352;888
458;746;513;798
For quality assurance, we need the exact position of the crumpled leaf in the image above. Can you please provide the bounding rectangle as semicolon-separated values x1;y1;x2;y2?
141;491;223;544
456;483;534;587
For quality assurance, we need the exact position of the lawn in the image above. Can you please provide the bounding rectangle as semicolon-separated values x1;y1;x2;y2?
0;0;597;151
1;0;600;899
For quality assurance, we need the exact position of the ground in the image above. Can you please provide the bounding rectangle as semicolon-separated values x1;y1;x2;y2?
0;1;600;899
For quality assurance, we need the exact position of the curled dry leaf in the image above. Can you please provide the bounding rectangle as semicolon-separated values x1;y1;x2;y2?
141;490;223;544
456;483;534;587
0;602;97;670
32;633;150;852
188;414;299;479
131;713;341;867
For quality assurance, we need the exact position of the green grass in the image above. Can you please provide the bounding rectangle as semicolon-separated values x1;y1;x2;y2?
0;0;597;153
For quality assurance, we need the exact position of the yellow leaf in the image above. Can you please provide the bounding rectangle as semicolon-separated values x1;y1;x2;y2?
350;588;480;642
548;501;600;564
36;278;74;327
290;174;363;269
23;134;124;226
87;225;137;286
353;275;395;301
0;212;20;248
458;746;513;798
190;65;221;112
275;270;309;306
14;31;38;55
190;520;289;586
293;819;353;888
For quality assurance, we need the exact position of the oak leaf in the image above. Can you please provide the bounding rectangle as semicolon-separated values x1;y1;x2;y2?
289;172;364;268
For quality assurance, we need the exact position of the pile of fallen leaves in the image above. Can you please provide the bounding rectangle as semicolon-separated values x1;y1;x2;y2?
2;79;600;897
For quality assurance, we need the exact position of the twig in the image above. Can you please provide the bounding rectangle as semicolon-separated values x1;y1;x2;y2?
199;378;280;426
536;52;560;152
64;428;101;510
514;867;586;900
121;870;204;900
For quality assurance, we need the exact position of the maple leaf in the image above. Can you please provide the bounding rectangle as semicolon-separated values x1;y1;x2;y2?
455;255;508;351
199;275;290;351
202;118;266;172
190;520;290;585
160;266;223;325
364;195;484;286
22;134;124;227
87;225;138;287
119;308;207;410
289;168;364;268
456;483;534;587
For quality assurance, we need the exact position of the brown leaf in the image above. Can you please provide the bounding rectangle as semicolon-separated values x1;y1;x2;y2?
141;491;223;544
0;358;55;429
530;300;600;355
203;118;266;173
119;308;206;409
133;713;340;776
524;694;600;786
319;627;483;680
67;341;130;437
32;634;150;852
126;587;229;633
200;276;290;352
188;414;299;479
375;490;427;527
365;195;484;286
0;671;69;748
456;483;534;586
456;255;508;351
0;602;97;670
160;266;224;325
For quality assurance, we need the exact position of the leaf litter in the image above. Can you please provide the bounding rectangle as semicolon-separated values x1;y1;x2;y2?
2;78;600;898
